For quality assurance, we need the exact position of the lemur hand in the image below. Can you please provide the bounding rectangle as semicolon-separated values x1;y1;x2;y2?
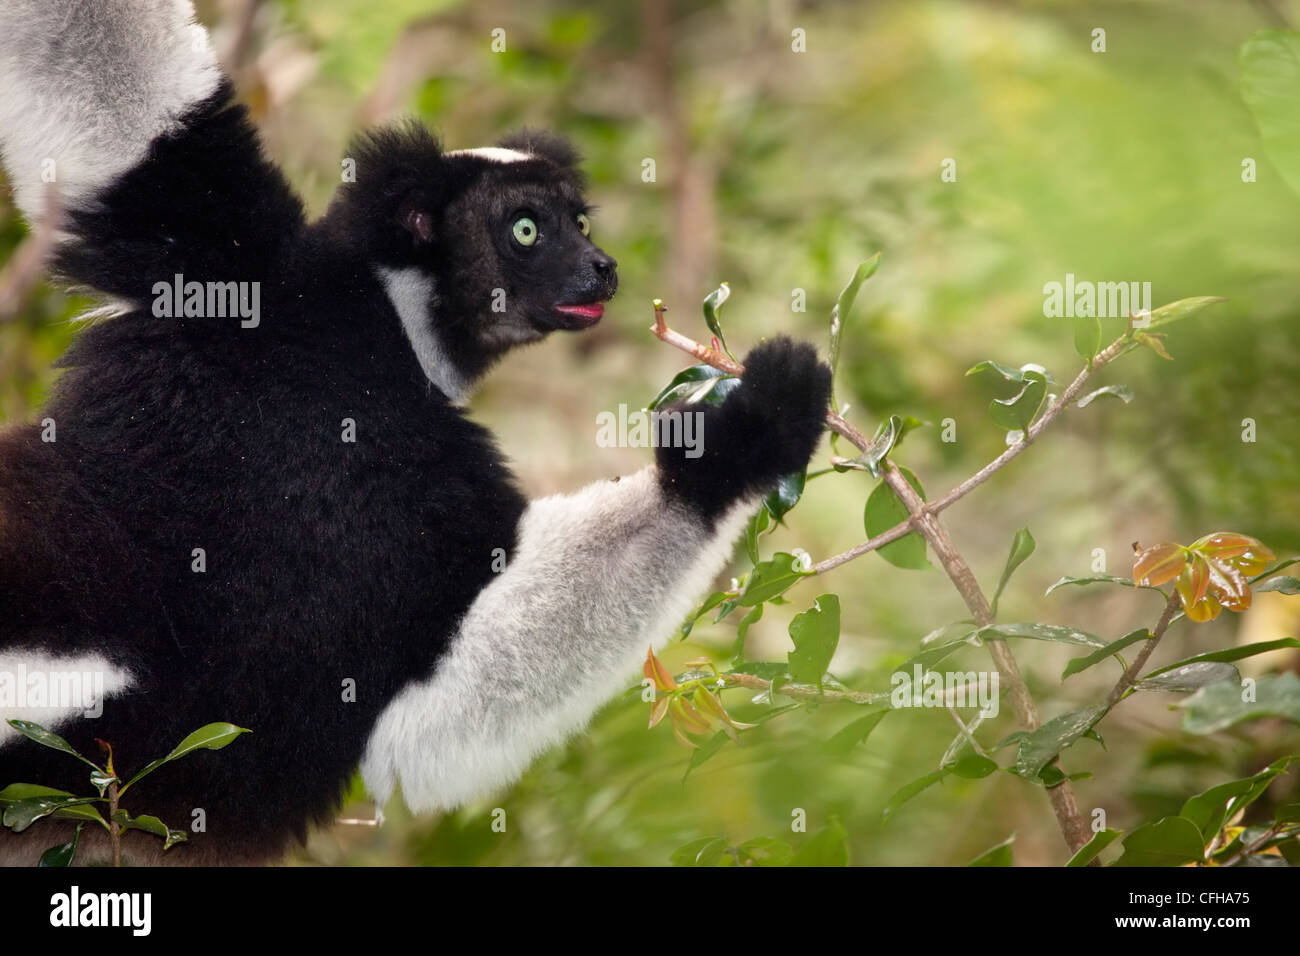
656;336;832;519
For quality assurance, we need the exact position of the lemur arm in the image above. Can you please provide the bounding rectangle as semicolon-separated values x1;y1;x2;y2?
362;339;831;812
0;0;302;300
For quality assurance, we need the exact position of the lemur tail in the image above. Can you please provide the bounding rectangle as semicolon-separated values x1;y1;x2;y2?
0;0;303;302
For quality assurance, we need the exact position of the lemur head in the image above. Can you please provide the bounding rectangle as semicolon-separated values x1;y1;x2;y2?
321;123;617;398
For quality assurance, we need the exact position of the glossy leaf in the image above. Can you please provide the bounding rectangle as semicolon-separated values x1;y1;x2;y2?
1144;638;1300;678
787;594;840;684
1256;575;1300;594
1072;314;1101;361
702;282;732;358
1132;542;1187;587
1142;295;1227;330
1045;574;1162;595
828;254;881;410
864;466;931;570
1180;672;1300;734
2;796;104;833
112;810;188;850
648;363;728;411
1062;629;1151;680
1075;384;1134;408
1066;828;1122;867
763;470;806;523
1136;662;1240;693
966;360;1056;386
882;769;949;823
988;371;1047;432
1112;817;1205;867
740;552;810;606
120;722;251;795
822;710;889;757
670;836;729;867
990;527;1035;617
4;720;100;771
966;834;1015;867
980;622;1107;648
38;824;84;868
1180;757;1297;840
1014;705;1107;779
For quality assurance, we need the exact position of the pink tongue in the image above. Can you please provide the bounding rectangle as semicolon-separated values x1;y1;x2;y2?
555;303;604;318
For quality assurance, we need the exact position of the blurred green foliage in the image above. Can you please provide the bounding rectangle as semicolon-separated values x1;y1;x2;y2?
4;0;1299;865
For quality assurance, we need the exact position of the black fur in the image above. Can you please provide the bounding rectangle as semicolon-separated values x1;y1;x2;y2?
1;78;826;864
655;338;832;521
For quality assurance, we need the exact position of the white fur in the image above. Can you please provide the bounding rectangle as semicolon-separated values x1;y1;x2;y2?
377;265;470;403
444;147;533;164
0;650;133;746
0;0;220;220
361;467;754;811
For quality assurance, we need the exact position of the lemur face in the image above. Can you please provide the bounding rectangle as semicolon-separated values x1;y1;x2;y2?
435;151;618;352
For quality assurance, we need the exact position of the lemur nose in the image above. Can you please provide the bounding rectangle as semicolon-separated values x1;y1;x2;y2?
591;254;617;277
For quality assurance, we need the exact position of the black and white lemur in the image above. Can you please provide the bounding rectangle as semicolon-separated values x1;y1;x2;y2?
0;0;831;864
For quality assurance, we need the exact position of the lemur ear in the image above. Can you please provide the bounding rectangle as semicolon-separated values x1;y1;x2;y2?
400;200;435;244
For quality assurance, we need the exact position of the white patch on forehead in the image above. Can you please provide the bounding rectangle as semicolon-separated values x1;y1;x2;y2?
377;265;469;404
444;147;534;164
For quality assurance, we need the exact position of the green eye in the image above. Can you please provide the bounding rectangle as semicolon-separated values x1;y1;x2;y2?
511;216;538;246
576;212;590;236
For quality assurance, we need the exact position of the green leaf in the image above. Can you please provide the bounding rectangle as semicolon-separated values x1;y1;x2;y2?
1256;576;1300;594
0;784;109;829
2;795;105;833
828;254;881;410
980;622;1107;648
763;470;806;523
966;834;1015;867
743;507;770;565
670;836;729;867
947;754;998;779
112;810;189;850
1180;672;1300;734
787;594;841;684
736;836;795;867
988;371;1047;432
1251;556;1300;583
4;720;100;771
648;364;738;410
1076;385;1134;408
1072;314;1101;361
1180;757;1297;840
702;282;732;358
120;722;251;794
1112;817;1206;867
991;527;1035;618
1045;574;1163;596
1241;29;1300;196
1014;705;1108;779
864;466;931;570
822;710;888;757
1136;662;1240;693
789;818;849;867
1063;629;1151;680
1066;828;1122;867
882;769;949;823
966;360;1056;386
1140;296;1227;330
739;552;810;607
38;823;85;868
731;603;764;659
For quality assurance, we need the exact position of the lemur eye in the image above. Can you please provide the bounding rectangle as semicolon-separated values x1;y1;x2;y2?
576;213;590;236
511;216;538;247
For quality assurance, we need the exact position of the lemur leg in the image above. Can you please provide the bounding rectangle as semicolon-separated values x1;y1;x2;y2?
0;0;220;220
362;338;832;812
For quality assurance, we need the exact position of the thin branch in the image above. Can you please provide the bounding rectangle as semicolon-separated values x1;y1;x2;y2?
1104;592;1182;710
0;183;61;320
720;671;889;706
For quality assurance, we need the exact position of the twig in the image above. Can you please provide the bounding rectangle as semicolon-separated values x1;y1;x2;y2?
1219;823;1286;868
721;671;889;706
1104;592;1182;710
649;299;1115;855
0;183;61;320
107;780;122;868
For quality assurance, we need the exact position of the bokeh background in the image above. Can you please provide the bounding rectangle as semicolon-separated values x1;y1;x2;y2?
3;0;1299;865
